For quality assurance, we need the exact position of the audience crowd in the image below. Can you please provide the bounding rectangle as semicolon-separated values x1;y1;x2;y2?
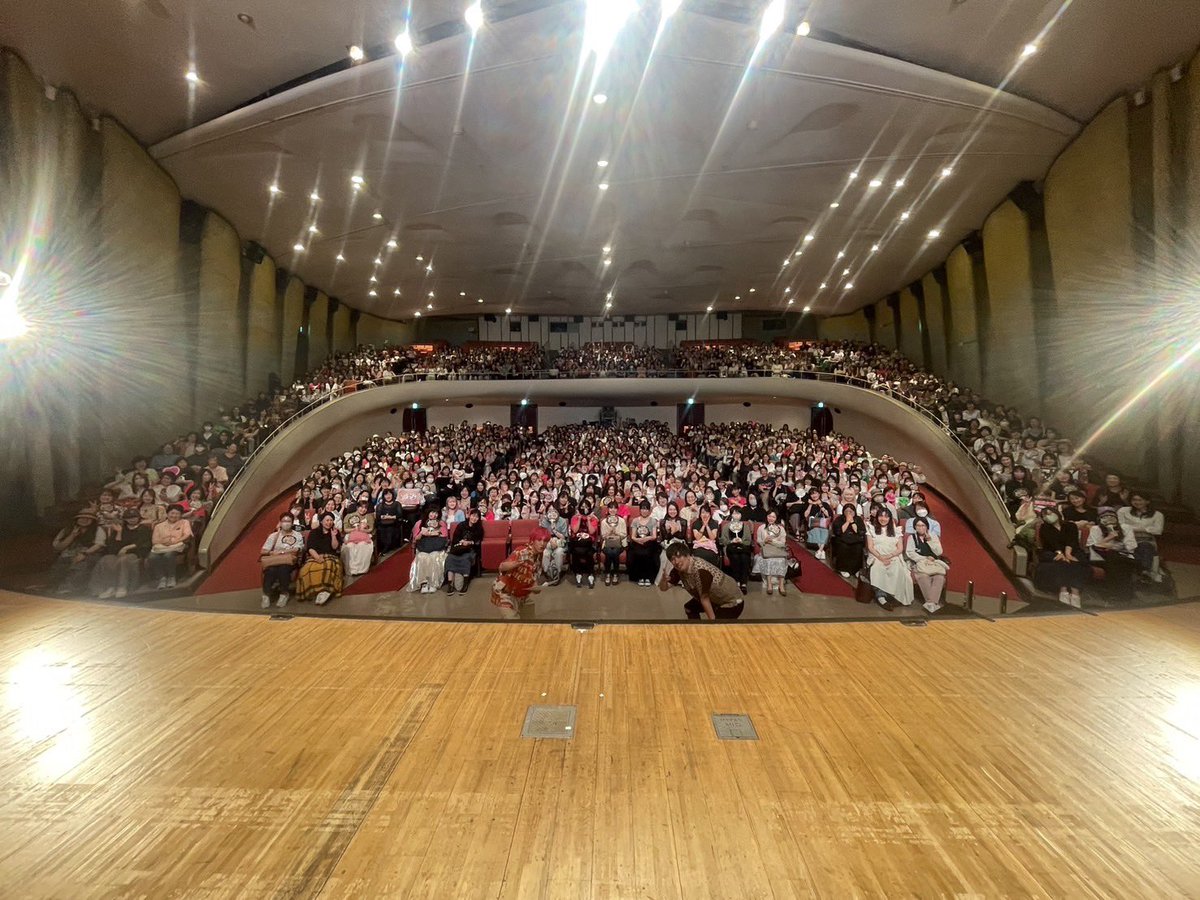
553;343;667;377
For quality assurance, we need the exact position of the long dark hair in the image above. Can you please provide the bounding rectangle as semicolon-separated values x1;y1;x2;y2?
872;508;895;537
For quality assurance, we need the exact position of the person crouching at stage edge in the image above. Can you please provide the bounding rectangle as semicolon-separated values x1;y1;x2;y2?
491;526;550;619
659;541;746;620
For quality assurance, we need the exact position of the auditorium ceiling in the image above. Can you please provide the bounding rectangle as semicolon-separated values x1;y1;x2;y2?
4;0;1199;319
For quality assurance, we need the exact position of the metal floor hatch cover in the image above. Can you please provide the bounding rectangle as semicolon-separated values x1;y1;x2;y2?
522;705;577;739
712;713;759;741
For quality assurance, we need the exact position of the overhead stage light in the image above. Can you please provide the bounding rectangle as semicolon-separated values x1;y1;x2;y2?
797;21;811;37
465;2;484;32
1021;43;1038;59
584;0;638;64
184;69;200;84
0;270;28;340
661;0;683;20
348;45;364;62
759;0;785;41
395;30;415;56
592;92;608;105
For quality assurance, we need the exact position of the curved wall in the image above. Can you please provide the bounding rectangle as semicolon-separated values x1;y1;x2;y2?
201;379;1017;572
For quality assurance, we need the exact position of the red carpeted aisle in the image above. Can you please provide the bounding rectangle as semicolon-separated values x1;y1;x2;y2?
920;488;1018;597
196;494;294;595
342;547;413;595
789;541;855;597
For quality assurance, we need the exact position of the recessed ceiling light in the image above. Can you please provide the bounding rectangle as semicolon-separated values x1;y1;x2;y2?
602;259;611;266
845;283;854;290
428;291;435;297
465;1;484;31
292;243;304;252
819;282;827;289
928;229;942;238
351;174;365;186
478;298;484;303
804;233;815;243
894;178;906;189
393;288;401;295
387;239;398;249
505;307;512;314
373;211;383;220
748;288;756;293
784;287;791;293
427;302;433;310
797;20;811;37
787;298;794;305
848;170;858;181
836;250;845;259
868;178;883;189
706;305;713;312
368;289;378;296
369;275;377;282
415;255;424;261
308;224;319;234
940;166;954;178
336;253;345;262
1021;43;1038;58
425;264;434;273
830;201;840;209
803;305;811;312
871;244;880;253
598;182;609;191
900;211;911;221
593;92;608;104
842;268;850;276
460;291;466;296
268;183;281;195
395;30;414;56
415;310;422;317
597;159;609;168
184;69;200;84
309;190;321;201
602;244;612;253
348;45;364;62
735;295;741;300
373;257;382;266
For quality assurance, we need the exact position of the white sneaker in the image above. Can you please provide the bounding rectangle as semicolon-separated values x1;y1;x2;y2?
923;601;942;614
166;577;176;588
839;571;851;578
98;588;115;599
276;594;289;608
588;575;595;588
156;577;167;590
1058;588;1069;605
575;574;583;587
261;594;272;609
815;550;826;560
114;588;127;599
315;591;331;605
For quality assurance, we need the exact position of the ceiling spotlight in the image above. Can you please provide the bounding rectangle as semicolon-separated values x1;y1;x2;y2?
706;305;714;313
894;178;906;189
842;268;850;276
830;201;840;209
478;298;484;303
351;174;365;186
735;295;741;300
836;250;845;259
416;255;424;261
368;289;378;296
845;283;854;290
758;0;785;41
592;92;608;105
661;0;683;18
308;224;319;234
393;288;402;295
348;45;365;62
268;183;281;195
787;298;794;305
336;253;345;262
928;229;942;239
940;166;954;178
605;301;613;309
584;0;638;63
427;302;434;310
784;287;791;293
868;178;883;189
602;259;611;266
804;305;812;312
387;239;398;249
425;264;434;273
819;282;827;289
395;30;415;56
606;291;614;300
415;310;422;317
465;1;484;31
749;287;756;293
373;211;383;220
1021;42;1038;59
804;233;815;243
374;256;383;265
871;244;880;253
184;68;200;84
597;159;609;168
428;291;435;298
848;170;858;181
369;275;378;283
505;307;512;314
797;20;811;37
602;244;612;253
309;190;321;201
900;210;911;221
460;291;466;296
292;243;304;252
598;182;610;191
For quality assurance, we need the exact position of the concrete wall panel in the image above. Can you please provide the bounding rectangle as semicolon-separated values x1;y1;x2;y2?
245;254;279;396
980;200;1040;412
196;213;243;419
921;272;948;378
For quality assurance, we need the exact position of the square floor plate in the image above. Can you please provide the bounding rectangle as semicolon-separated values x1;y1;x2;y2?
522;705;577;739
712;713;758;741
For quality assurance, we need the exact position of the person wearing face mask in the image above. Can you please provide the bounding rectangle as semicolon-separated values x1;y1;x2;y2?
538;506;570;586
1086;509;1137;594
1034;506;1089;607
600;508;628;585
902;499;941;537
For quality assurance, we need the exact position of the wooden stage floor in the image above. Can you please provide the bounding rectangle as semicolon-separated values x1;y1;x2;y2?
1;591;1199;899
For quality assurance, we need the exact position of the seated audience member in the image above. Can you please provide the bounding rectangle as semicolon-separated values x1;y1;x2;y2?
260;513;304;609
538;506;570;585
341;498;376;576
866;508;913;608
1060;491;1096;528
297;511;344;605
156;468;186;506
220;442;246;479
754;509;791;597
445;508;484;594
831;505;866;578
150;443;178;472
138;488;166;528
659;502;689;546
89;511;136;598
1118;492;1165;582
626;502;661;586
491;527;550;619
660;542;745;621
374;489;403;554
51;511;106;593
1086;509;1137;594
902;499;941;536
1034;507;1089;607
94;489;123;528
719;505;752;593
148;504;193;590
599;508;627;586
408;508;449;594
568;501;600;588
690;505;721;566
1095;473;1131;510
906;517;949;614
204;455;230;486
799;489;833;560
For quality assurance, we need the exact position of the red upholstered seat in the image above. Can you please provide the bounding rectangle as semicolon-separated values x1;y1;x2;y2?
509;519;538;542
480;520;510;571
